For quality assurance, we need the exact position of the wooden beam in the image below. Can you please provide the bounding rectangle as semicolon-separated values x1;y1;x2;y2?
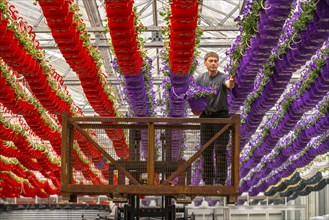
147;122;155;185
72;116;233;124
65;184;238;196
61;112;74;192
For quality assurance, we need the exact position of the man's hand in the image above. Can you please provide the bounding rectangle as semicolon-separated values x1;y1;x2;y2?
193;111;202;116
225;74;236;89
229;74;236;83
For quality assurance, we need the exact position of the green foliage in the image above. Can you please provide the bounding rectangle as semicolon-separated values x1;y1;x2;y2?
319;99;329;114
0;1;8;11
297;58;325;96
241;0;262;38
230;0;262;75
321;48;329;57
159;7;171;24
293;2;316;31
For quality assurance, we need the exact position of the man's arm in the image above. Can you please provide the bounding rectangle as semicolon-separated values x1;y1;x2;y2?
225;74;236;89
195;74;202;86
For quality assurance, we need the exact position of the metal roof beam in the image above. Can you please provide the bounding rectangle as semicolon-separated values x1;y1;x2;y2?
201;3;229;17
136;1;153;16
152;0;161;82
82;0;113;75
219;5;240;26
239;0;246;15
223;0;239;6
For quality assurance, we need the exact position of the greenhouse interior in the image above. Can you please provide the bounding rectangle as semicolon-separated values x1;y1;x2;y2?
0;0;329;219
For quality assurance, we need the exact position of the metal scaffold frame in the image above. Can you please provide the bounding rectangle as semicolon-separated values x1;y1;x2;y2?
60;113;241;205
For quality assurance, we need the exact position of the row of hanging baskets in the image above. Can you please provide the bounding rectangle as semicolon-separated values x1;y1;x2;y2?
103;0;147;159
0;171;60;198
105;0;152;118
105;1;155;161
38;0;129;160
169;1;198;75
105;0;143;75
163;2;200;159
166;0;200;118
0;67;62;150
0;12;71;115
1;2;112;186
232;0;329;146
38;0;115;115
229;0;294;110
240;56;329;178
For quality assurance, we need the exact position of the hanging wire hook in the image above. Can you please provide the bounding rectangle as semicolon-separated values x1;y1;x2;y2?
171;86;185;100
8;5;19;20
260;0;271;10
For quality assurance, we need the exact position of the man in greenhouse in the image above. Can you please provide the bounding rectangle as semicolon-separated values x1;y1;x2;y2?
194;51;236;186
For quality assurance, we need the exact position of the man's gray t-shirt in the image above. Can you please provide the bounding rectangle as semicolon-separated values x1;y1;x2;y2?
196;71;228;112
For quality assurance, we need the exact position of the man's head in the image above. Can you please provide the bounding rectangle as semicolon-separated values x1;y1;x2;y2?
204;52;219;76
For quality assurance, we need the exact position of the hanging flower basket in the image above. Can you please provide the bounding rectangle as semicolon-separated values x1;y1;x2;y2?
188;96;207;112
105;0;133;7
321;62;329;80
170;39;195;50
46;12;74;27
0;19;8;33
316;0;329;19
0;30;15;45
108;15;135;29
111;29;136;41
38;0;65;8
170;29;195;40
116;51;139;61
171;67;190;75
43;0;68;14
170;48;194;57
112;37;138;48
171;17;197;31
171;4;198;18
106;2;133;17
